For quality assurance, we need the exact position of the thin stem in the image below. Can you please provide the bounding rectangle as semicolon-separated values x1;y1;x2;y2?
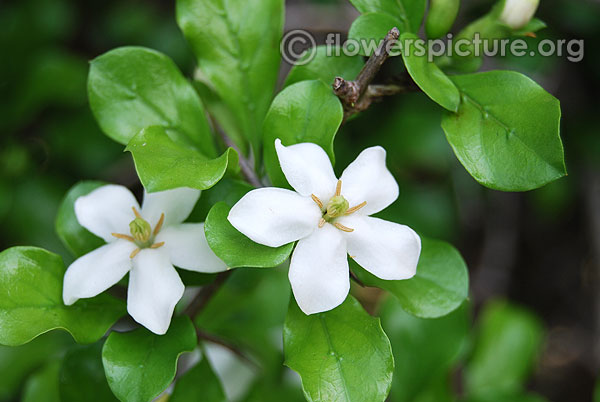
184;270;233;318
196;328;259;369
216;127;263;188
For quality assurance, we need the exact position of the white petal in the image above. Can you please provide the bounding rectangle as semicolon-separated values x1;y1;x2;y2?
339;146;399;215
63;240;136;305
289;223;350;314
127;248;185;335
141;187;200;227
228;187;321;247
75;185;139;242
156;223;228;273
338;215;421;280
275;139;338;201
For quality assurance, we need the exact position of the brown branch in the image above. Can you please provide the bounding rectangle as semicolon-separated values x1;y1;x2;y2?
184;270;233;318
196;328;259;369
333;27;403;121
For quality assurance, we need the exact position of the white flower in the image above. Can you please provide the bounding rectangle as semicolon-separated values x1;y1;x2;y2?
228;139;421;315
63;185;228;335
500;0;539;30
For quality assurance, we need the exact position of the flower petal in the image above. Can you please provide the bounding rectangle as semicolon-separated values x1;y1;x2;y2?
288;223;350;314
141;187;201;227
228;187;321;247
74;185;139;242
63;240;136;305
275;139;338;201
338;214;421;280
156;223;228;273
127;248;184;335
339;146;399;215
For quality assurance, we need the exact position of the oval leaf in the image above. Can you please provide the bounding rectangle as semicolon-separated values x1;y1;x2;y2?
284;46;364;88
0;247;126;346
102;316;197;402
284;296;394;402
176;0;283;154
349;0;427;32
354;237;469;318
204;202;294;268
401;32;460;112
88;46;216;157
441;70;566;191
263;80;343;188
127;126;238;192
348;13;402;57
56;181;106;258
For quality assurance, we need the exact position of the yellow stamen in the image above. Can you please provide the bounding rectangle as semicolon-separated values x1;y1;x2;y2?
112;233;135;242
150;241;165;249
130;248;141;259
311;194;323;209
154;213;165;235
335;180;342;196
345;201;367;215
318;218;326;228
333;222;354;232
132;206;142;219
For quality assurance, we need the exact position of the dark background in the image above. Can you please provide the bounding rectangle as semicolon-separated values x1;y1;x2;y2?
1;0;599;400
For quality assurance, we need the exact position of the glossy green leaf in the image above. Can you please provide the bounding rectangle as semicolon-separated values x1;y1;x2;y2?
349;0;427;32
126;126;238;192
284;296;394;402
263;80;343;188
425;0;460;38
88;46;216;157
22;362;61;402
284;46;364;88
381;298;469;401
102;316;197;402
465;301;544;398
0;247;126;346
56;181;105;258
348;12;401;56
170;357;226;402
354;237;469;318
204;202;294;268
400;32;460;111
176;0;284;154
59;342;118;402
441;71;566;191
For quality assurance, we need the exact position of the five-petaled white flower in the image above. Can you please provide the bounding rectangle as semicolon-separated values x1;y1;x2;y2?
228;139;421;315
63;185;228;335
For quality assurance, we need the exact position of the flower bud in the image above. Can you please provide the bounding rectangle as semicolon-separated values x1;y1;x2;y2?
499;0;539;30
129;218;152;243
326;195;349;218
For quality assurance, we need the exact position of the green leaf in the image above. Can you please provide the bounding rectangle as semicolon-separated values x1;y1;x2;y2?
263;80;343;188
88;46;216;157
204;202;294;268
126;126;238;192
22;362;61;402
400;32;460;112
283;296;394;402
102;316;197;402
59;342;118;402
425;0;460;38
512;18;547;36
353;237;469;318
349;0;427;32
347;13;401;57
465;301;544;398
441;71;566;191
0;247;126;346
56;181;106;258
170;357;226;402
284;46;364;88
381;298;469;401
176;0;284;154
